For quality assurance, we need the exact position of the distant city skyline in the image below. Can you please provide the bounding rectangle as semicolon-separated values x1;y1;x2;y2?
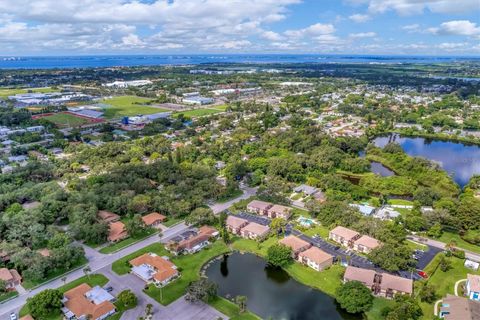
0;0;479;55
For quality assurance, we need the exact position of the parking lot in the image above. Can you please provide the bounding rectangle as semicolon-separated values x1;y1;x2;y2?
230;211;271;226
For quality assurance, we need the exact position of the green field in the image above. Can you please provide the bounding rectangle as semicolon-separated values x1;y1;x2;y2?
209;297;261;320
435;231;480;254
0;87;56;99
102;96;167;118
42;113;92;128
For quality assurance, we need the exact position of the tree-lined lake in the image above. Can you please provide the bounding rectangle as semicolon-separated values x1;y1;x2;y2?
373;134;480;187
205;253;359;320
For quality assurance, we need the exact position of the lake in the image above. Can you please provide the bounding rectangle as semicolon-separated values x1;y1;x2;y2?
204;253;359;320
373;134;480;187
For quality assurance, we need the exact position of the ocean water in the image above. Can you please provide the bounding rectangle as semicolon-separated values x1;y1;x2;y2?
0;54;479;69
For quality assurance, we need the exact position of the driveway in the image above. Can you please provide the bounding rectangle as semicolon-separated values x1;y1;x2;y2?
99;266;228;320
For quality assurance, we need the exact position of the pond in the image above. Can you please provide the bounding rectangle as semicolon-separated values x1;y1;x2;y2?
370;161;395;177
373;134;480;187
205;253;360;320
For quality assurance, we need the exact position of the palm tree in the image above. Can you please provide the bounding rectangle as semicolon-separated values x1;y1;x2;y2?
235;295;247;313
83;266;91;279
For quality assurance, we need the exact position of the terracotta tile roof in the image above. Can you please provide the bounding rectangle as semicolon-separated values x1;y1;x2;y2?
98;210;120;223
344;266;376;287
381;273;413;294
198;225;218;237
226;215;248;228
241;222;270;236
469;274;480;292
279;235;311;252
177;233;211;251
330;226;360;241
354;235;381;250
247;200;273;211
64;283;115;320
299;247;333;265
108;221;127;242
130;253;178;282
0;268;13;282
142;212;166;226
19;315;34;320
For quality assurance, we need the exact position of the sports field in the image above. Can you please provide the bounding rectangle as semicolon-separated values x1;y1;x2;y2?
40;113;94;127
0;87;56;99
173;105;227;118
101;95;168;118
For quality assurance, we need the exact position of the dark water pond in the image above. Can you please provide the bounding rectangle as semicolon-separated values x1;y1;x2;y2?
373;134;480;187
370;161;395;177
205;253;360;320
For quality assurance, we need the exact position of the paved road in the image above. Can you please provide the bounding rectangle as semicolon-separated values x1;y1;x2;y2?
0;222;189;319
209;186;257;214
407;235;480;262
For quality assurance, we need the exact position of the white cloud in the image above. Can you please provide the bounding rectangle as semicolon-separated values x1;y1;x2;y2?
284;23;335;38
348;14;370;23
436;42;468;50
349;32;376;38
402;24;420;33
348;0;479;15
428;20;480;36
261;31;284;41
121;34;144;47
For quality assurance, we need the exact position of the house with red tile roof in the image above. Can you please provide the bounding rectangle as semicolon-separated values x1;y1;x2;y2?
279;235;312;258
129;253;179;287
329;226;361;248
167;225;219;255
344;266;413;298
298;247;333;271
353;235;381;254
62;283;116;320
240;222;270;240
0;268;21;289
467;274;480;301
97;210;120;224
107;221;128;242
142;212;166;227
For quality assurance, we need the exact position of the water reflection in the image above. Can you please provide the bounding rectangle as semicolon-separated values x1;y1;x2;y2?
373;134;480;187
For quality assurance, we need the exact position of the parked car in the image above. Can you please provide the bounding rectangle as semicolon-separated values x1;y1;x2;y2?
104;286;113;292
10;313;17;320
418;271;428;279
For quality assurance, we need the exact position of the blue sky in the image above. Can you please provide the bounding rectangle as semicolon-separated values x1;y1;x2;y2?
0;0;478;55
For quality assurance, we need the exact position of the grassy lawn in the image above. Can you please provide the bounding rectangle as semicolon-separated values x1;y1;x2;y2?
387;199;414;206
22;256;88;289
434;231;480;254
406;239;428;251
174;108;224;118
102;96;163;118
301;224;331;239
417;253;480;318
19;274;109;319
144;241;230;305
208;296;261;320
99;229;157;254
232;236;344;296
43;113;92;127
0;290;18;303
163;217;184;227
365;297;395;320
0;87;55;99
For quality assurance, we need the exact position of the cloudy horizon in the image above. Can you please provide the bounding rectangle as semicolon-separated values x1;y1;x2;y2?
0;0;479;56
